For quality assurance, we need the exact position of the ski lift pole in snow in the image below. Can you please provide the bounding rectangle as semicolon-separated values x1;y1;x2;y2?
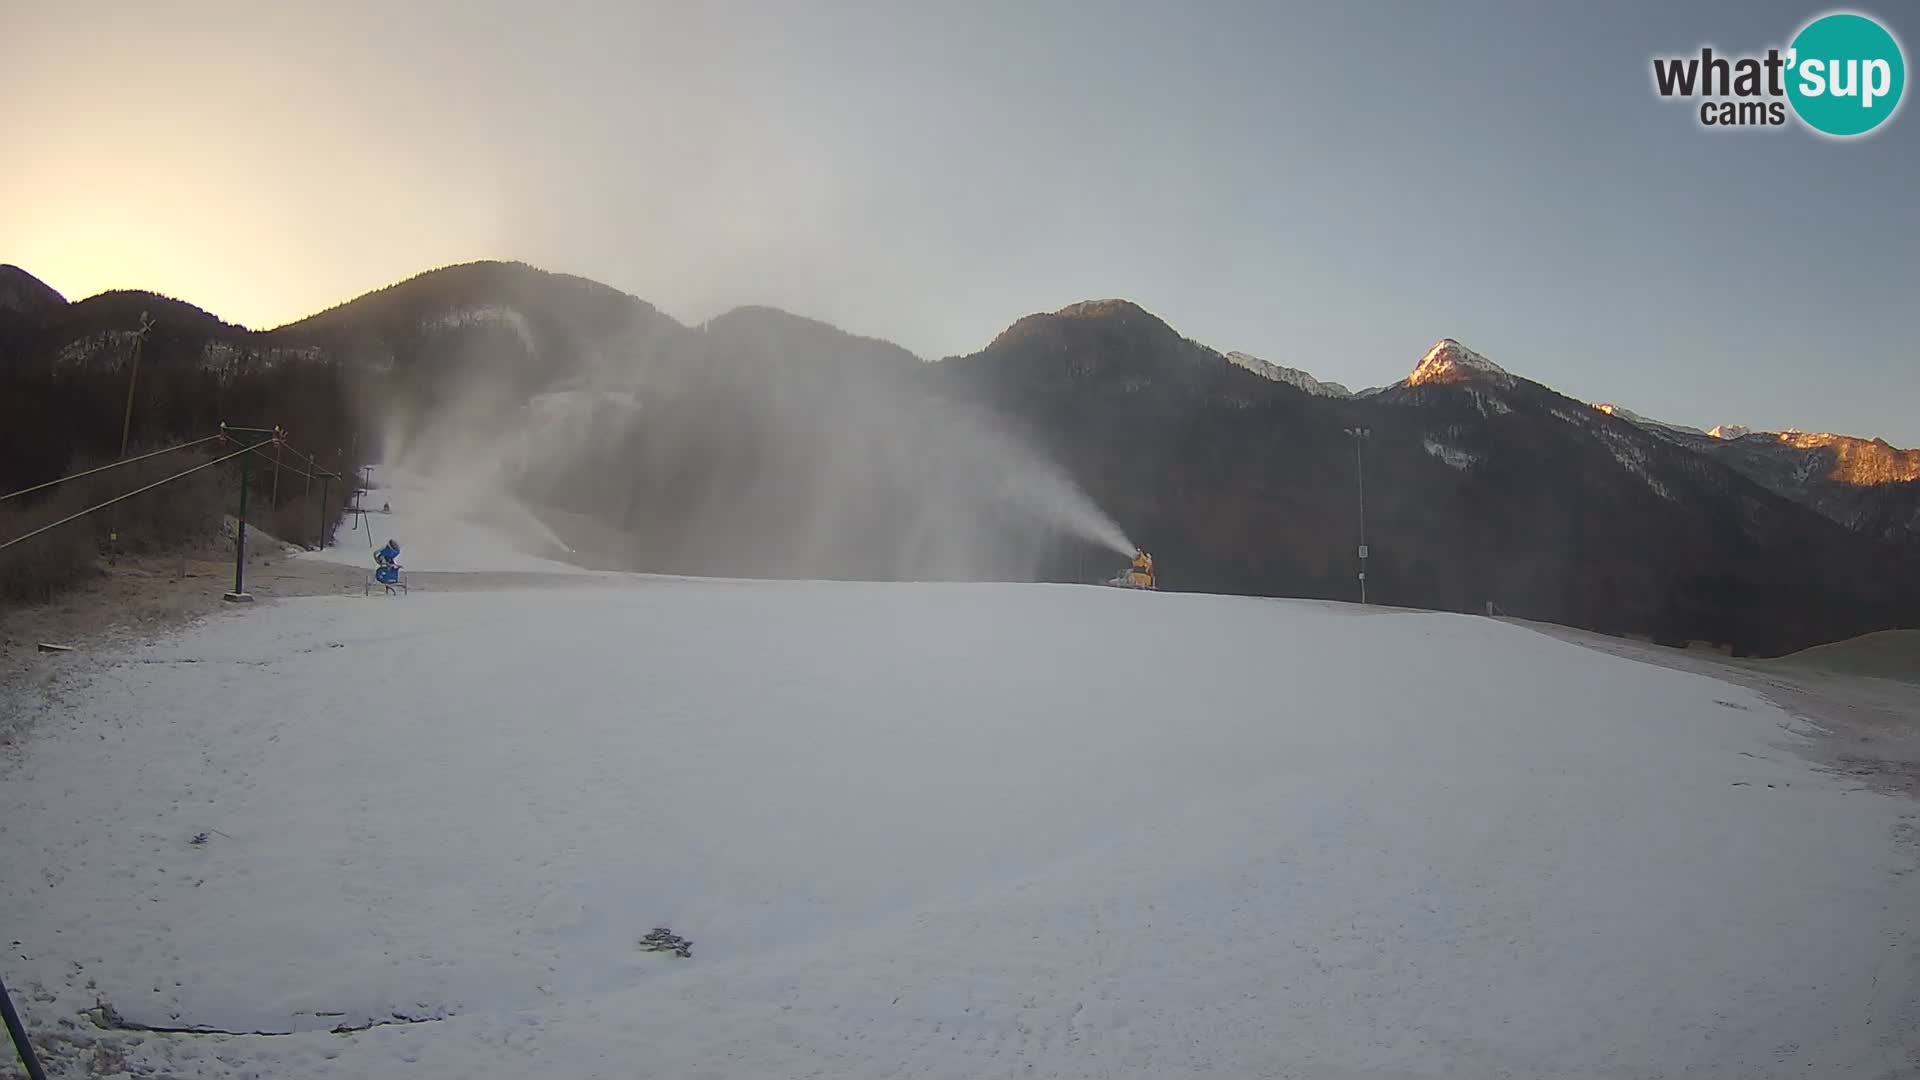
221;424;280;603
0;972;48;1080
344;464;375;547
318;472;332;550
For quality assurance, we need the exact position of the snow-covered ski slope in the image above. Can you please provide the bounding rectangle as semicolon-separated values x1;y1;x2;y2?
3;579;1917;1078
301;465;586;574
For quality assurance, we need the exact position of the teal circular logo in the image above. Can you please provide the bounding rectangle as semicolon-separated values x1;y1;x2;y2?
1787;12;1906;136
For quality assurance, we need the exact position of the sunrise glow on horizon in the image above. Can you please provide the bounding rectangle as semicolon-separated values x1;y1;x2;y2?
3;1;1915;442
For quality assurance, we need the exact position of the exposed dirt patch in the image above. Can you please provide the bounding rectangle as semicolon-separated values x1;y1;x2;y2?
0;540;363;761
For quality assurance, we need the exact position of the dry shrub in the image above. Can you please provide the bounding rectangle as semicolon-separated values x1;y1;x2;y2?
0;487;98;606
268;496;322;551
0;445;231;608
90;448;228;555
255;451;352;551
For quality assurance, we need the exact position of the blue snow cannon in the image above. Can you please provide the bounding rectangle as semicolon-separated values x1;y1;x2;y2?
372;539;404;592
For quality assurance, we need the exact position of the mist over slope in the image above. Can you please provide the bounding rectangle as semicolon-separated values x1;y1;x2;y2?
6;259;1917;654
269;263;1135;581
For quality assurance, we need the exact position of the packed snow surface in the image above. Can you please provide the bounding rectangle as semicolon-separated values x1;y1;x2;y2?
299;465;583;574
3;581;1917;1078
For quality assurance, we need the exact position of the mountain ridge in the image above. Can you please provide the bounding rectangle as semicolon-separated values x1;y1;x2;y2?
15;260;1911;453
5;258;1914;652
0;264;66;315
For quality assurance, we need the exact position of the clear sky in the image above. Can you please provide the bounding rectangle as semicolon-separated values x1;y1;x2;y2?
4;1;1915;442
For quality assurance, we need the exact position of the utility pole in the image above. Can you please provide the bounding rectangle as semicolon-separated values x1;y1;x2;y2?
1344;426;1371;604
118;311;155;459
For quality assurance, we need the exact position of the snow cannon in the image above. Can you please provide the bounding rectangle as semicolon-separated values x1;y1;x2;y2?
1110;548;1156;590
368;539;407;595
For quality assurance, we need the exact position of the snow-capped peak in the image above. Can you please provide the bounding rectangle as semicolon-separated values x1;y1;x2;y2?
1222;351;1352;398
1594;403;1706;437
1709;424;1751;440
1407;339;1512;388
1594;402;1647;424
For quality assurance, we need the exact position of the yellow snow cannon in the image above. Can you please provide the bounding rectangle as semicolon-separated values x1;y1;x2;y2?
1110;548;1156;590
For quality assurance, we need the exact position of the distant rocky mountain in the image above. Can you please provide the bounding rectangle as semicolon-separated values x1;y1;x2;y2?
1405;338;1514;389
1715;431;1920;489
1692;431;1920;547
934;305;1915;654
1593;402;1707;438
4;259;1914;653
276;261;678;376
1594;403;1920;548
1224;351;1352;398
0;272;320;384
0;265;65;316
694;305;922;376
0;274;364;541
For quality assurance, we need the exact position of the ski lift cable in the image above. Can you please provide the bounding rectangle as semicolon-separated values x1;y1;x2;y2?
224;427;337;483
254;442;317;483
274;439;342;480
222;429;327;485
0;442;260;553
0;433;226;504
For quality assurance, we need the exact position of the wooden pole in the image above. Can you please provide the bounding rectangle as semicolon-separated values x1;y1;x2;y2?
119;312;154;459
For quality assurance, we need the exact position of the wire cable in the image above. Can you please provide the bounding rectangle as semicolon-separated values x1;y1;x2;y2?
256;443;318;483
0;433;225;504
0;442;258;553
275;440;341;479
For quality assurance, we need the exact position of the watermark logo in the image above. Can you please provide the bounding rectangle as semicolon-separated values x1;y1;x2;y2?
1652;10;1905;137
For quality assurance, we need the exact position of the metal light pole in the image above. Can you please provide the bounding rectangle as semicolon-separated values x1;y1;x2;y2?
1344;426;1370;604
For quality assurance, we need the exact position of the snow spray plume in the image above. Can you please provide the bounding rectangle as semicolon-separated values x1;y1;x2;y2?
374;305;647;563
375;304;1132;579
